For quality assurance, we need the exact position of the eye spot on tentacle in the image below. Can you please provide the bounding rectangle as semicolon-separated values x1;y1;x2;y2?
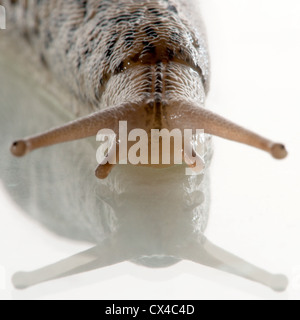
11;141;27;157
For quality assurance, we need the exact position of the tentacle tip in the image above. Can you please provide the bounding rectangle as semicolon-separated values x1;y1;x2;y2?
270;274;289;292
12;272;30;290
271;143;288;160
95;163;114;179
10;140;27;157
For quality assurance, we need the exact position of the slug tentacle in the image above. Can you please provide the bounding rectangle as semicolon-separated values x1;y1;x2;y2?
176;235;288;292
12;238;134;290
167;101;288;159
95;144;118;179
10;102;142;157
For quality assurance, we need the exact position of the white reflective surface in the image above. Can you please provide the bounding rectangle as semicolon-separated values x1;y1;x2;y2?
0;0;300;299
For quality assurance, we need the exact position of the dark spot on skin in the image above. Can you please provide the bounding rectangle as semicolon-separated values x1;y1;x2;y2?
131;53;140;63
70;25;78;32
40;53;48;68
131;10;142;16
115;15;131;24
143;26;158;38
195;65;206;87
118;10;141;24
148;8;163;17
44;30;53;48
33;26;40;36
81;0;88;17
114;61;124;74
77;56;82;69
94;86;100;101
166;47;175;59
33;14;40;36
104;48;113;59
145;44;156;55
22;30;31;44
104;33;118;59
168;5;178;14
170;31;180;44
124;31;135;47
142;41;156;56
97;3;109;12
47;31;53;42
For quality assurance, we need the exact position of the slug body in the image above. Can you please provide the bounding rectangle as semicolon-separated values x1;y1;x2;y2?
0;0;288;291
2;0;208;117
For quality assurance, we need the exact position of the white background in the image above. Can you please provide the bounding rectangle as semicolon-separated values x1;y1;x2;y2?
1;0;300;300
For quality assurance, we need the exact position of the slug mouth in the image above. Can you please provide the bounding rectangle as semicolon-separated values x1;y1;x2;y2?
10;99;287;179
131;255;181;268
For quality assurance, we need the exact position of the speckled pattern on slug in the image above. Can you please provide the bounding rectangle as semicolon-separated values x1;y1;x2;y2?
1;0;209;120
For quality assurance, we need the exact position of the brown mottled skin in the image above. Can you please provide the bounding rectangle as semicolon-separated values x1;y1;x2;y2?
1;0;209;129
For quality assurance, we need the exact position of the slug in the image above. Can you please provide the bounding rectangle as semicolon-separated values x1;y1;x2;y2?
0;0;288;291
